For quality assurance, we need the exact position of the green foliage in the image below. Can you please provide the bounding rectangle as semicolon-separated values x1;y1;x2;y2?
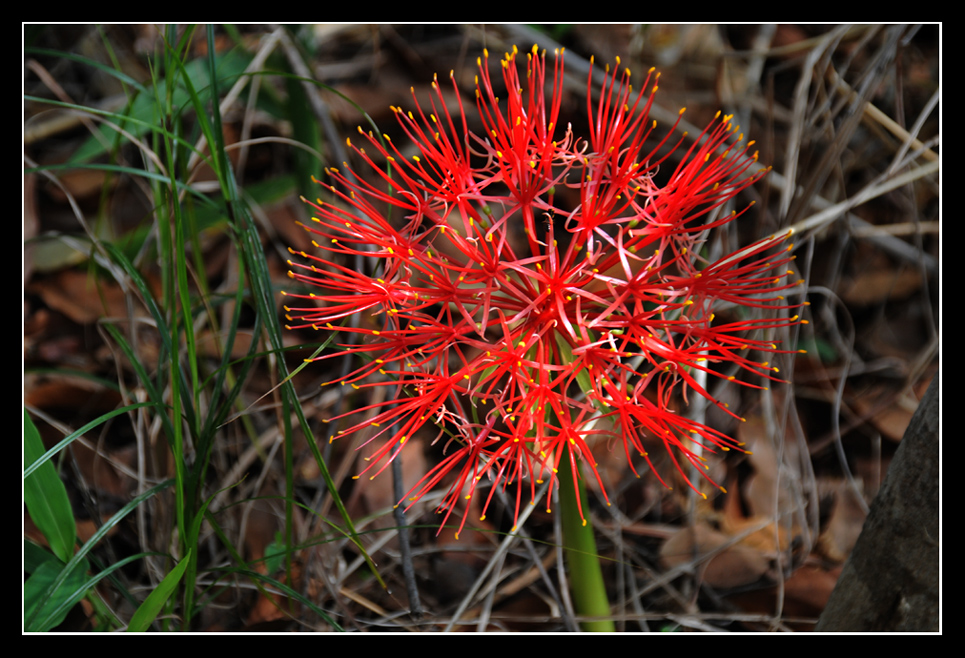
23;409;74;563
24;409;175;631
126;551;191;632
264;531;287;575
24;24;379;631
23;544;91;632
23;409;88;632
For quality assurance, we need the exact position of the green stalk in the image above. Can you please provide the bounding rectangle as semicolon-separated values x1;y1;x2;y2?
557;456;615;632
550;333;615;631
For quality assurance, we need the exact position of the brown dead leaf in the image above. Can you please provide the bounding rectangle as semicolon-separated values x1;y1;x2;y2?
849;383;921;442
841;263;923;306
727;563;841;630
660;523;772;589
739;415;799;523
194;327;257;360
25;375;107;410
345;436;428;529
720;494;794;555
269;201;316;255
43;166;113;203
781;564;840;620
29;269;132;325
25;379;135;499
25;172;39;286
492;590;557;632
816;480;868;563
245;561;304;627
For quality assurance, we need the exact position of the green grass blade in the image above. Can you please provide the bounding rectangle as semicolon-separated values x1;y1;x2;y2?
202;512;344;631
126;549;192;632
23;402;158;481
99;242;198;434
24;95;206;157
25;47;149;94
239;568;344;631
24;161;218;206
100;242;174;368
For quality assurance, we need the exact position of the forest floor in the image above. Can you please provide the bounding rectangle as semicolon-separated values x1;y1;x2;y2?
24;24;939;632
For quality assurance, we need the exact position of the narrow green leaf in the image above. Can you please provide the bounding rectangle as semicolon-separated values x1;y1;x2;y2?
23;402;158;481
553;333;598;403
23;409;75;563
25;47;149;93
126;550;192;632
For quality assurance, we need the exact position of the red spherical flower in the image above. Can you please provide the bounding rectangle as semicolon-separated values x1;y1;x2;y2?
284;45;805;538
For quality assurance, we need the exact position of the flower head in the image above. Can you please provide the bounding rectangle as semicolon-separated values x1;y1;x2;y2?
284;45;805;538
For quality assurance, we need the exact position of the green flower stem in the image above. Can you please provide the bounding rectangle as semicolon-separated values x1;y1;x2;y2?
558;458;615;632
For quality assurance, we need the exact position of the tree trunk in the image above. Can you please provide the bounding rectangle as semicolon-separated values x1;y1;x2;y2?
815;374;939;631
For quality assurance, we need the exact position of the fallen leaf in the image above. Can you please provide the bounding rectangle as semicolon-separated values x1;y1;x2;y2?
29;269;136;325
816;480;868;563
660;523;772;589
